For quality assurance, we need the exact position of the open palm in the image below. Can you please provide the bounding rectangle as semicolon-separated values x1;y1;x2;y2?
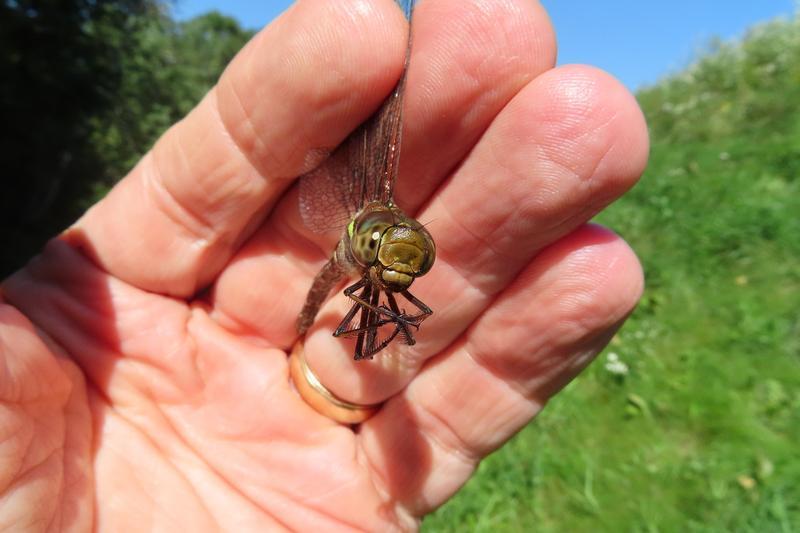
0;0;648;530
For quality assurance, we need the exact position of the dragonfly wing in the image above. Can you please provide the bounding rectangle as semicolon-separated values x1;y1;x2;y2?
364;0;413;205
363;67;406;206
298;0;415;233
298;126;366;233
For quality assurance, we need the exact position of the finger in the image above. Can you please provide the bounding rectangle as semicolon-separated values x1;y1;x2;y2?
210;0;556;343
72;0;410;296
300;64;648;402
394;0;557;212
358;224;644;515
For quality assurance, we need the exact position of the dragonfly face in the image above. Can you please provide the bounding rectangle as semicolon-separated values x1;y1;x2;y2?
348;202;435;292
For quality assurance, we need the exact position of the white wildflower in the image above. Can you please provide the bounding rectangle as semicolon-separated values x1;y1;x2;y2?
604;352;629;376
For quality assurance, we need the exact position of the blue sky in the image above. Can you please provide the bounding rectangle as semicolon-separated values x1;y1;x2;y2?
173;0;797;91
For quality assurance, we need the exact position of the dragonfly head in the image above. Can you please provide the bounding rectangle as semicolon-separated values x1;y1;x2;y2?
349;204;436;291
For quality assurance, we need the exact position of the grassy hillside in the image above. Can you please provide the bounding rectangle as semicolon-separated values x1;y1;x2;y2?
426;13;800;532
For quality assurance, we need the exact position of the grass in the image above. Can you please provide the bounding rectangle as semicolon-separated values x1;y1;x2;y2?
424;13;800;532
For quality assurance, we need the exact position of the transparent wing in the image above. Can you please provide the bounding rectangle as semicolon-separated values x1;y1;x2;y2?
298;0;414;234
298;132;365;233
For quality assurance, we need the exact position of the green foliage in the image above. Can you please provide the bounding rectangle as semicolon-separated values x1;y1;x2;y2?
426;12;800;533
91;10;254;181
0;2;253;277
1;0;158;275
639;15;800;146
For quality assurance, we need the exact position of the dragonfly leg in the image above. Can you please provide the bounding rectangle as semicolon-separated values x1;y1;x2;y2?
332;279;432;360
345;290;425;358
361;321;403;358
333;279;387;360
359;289;404;359
341;279;399;321
353;284;372;360
375;289;432;331
334;278;369;336
333;302;366;338
400;289;433;323
362;283;382;359
385;291;417;346
333;281;371;359
335;317;395;337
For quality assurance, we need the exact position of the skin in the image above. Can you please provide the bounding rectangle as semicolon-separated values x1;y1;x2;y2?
0;0;649;531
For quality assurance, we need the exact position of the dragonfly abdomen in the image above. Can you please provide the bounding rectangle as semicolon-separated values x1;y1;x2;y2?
296;251;347;335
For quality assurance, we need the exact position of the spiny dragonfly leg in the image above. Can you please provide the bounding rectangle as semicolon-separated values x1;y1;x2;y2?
364;282;382;358
332;279;433;360
401;289;433;322
333;288;368;338
340;278;400;321
385;291;417;346
332;278;385;360
333;280;371;358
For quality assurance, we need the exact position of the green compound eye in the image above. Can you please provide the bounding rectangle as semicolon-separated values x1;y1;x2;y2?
350;209;394;267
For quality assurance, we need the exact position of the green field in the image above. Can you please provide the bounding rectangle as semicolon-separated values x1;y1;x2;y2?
425;15;800;532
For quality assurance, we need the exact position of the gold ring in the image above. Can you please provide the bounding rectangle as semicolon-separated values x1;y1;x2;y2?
289;340;382;424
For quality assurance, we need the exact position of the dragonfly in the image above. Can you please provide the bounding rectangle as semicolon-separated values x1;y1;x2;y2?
295;0;435;361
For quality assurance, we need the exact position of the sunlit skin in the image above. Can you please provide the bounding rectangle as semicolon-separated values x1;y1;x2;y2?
0;0;648;531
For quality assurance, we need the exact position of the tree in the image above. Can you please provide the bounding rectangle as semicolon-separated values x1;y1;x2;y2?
0;1;253;277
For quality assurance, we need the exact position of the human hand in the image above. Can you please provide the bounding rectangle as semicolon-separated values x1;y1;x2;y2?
0;0;648;530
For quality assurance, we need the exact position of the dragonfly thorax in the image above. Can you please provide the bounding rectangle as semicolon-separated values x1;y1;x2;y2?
348;203;435;291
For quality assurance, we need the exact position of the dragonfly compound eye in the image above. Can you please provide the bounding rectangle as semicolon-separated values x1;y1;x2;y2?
415;226;436;276
349;209;394;267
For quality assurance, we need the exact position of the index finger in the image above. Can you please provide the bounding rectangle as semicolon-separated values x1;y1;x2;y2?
72;0;409;296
